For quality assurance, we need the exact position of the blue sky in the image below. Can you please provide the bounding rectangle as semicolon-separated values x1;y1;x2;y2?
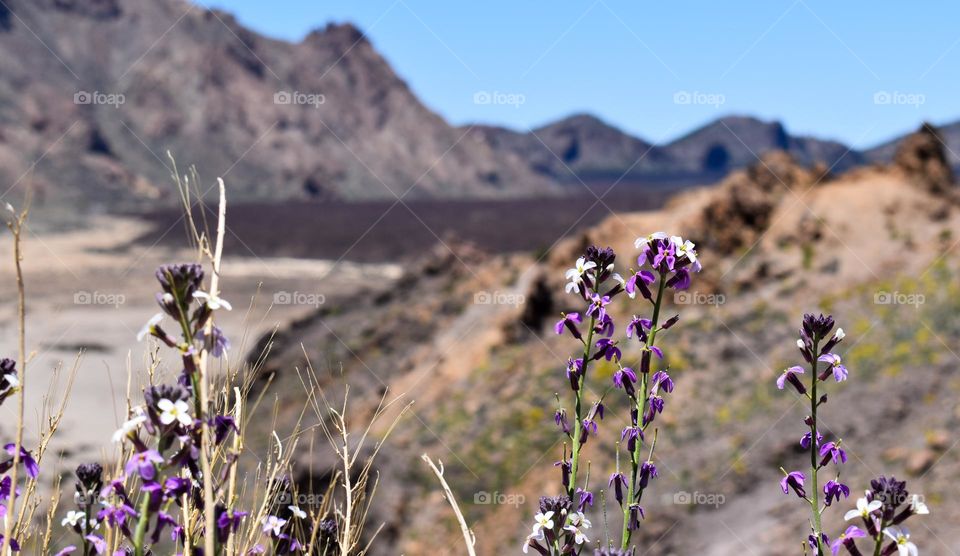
198;0;960;147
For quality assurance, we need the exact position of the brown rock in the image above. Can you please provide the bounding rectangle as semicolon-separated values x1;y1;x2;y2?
893;123;957;197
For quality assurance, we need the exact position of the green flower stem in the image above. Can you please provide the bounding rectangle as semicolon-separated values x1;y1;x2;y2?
809;338;823;555
569;311;596;502
621;273;667;550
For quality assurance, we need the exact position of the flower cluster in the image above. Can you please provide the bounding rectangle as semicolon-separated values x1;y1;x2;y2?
527;234;700;554
258;479;338;553
776;313;850;555
832;476;928;556
59;263;243;555
522;496;591;555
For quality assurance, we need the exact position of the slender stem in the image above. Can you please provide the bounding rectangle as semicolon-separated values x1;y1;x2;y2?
568;312;596;501
2;212;26;555
809;338;823;555
132;486;153;556
198;179;227;556
872;518;887;556
621;274;667;550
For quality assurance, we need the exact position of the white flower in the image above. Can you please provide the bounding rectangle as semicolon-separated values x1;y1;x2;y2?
563;524;589;545
288;505;307;519
157;398;192;427
568;511;591;529
61;510;85;528
910;495;929;515
262;515;287;536
522;527;545;553
0;373;18;395
834;328;845;341
565;258;596;283
635;231;667;250
565;257;596;295
532;511;555;533
845;497;883;521
194;290;232;311
671;236;701;272
883;526;918;556
112;409;147;443
137;313;164;342
797;339;806;349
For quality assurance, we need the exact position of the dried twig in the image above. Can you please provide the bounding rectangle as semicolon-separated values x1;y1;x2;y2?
421;454;477;556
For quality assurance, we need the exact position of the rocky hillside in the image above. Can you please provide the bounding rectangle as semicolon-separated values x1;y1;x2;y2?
0;0;556;211
246;124;960;555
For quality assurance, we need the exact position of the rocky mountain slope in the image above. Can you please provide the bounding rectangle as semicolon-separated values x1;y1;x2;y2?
0;0;556;211
246;124;960;555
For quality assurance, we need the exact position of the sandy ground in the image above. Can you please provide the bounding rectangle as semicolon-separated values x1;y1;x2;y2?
0;215;400;472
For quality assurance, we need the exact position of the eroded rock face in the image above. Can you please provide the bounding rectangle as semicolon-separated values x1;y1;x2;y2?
694;151;822;254
893;123;957;197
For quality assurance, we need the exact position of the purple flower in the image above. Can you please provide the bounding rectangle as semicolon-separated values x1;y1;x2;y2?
554;460;571;489
595;338;621;362
666;267;690;290
818;353;848;382
151;511;179;544
124;450;164;481
195;325;231;358
587;293;611;319
643;395;665;426
613;367;637;392
2;444;38;479
638;461;658;489
575;488;594;511
800;431;823;449
554;409;571;435
625;271;655;300
652;242;676;271
651;370;674;394
829;526;865;555
608;472;628;506
626;316;651;341
565;358;583;391
776;366;806;394
627;504;645;530
163;476;191;497
216;506;248;543
819;441;848;466
807;533;829;555
823;480;850;506
211;415;239;445
780;471;806;498
649;345;663;359
621;426;643;452
595;314;615;337
554;313;583;339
